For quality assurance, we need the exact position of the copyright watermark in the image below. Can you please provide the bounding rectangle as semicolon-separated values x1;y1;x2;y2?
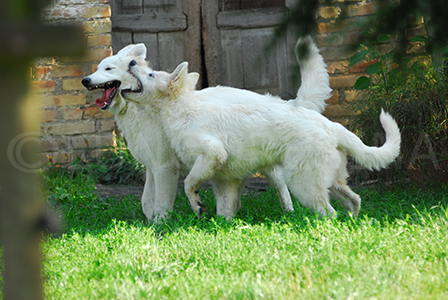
7;131;44;173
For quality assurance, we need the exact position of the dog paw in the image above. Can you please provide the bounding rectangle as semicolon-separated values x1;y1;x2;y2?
197;201;207;218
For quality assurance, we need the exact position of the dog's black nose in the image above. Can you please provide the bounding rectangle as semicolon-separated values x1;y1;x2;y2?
81;77;91;87
129;60;137;67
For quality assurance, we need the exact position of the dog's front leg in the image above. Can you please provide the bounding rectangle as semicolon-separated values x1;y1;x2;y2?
210;178;242;220
184;152;226;217
151;163;180;222
141;169;156;220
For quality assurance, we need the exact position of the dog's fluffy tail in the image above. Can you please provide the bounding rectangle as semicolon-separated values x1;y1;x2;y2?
290;35;332;113
336;109;401;171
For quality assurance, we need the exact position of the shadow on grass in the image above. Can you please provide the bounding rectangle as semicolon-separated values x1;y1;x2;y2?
44;169;448;238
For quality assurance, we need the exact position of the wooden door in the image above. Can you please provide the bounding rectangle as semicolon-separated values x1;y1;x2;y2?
110;0;202;83
202;0;298;98
110;0;298;97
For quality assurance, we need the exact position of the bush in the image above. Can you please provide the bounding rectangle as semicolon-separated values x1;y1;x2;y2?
347;37;448;186
72;134;146;185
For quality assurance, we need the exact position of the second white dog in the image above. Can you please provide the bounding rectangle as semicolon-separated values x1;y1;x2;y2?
124;61;401;219
84;36;356;220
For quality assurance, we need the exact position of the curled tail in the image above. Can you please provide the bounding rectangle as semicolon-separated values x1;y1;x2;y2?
291;35;332;113
336;109;401;171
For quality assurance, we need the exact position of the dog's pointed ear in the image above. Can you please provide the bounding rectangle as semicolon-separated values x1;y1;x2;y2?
131;43;147;60
170;62;189;82
185;72;199;88
117;44;147;60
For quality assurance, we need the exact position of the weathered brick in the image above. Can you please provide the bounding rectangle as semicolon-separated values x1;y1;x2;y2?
83;6;111;19
72;134;114;149
30;80;55;93
87;48;112;61
83;20;111;34
62;78;85;91
330;75;359;89
318;6;341;19
327;61;347;75
98;119;116;132
319;0;363;3
59;0;100;4
84;106;114;119
46;7;79;20
317;20;348;34
63;108;84;120
59;0;110;4
42;94;86;107
50;152;71;164
346;3;376;17
51;65;84;78
42;109;59;122
323;104;347;119
86;34;112;47
41;137;70;152
346;32;365;45
41;152;71;165
44;122;95;136
315;34;344;47
405;25;427;41
320;46;353;61
341;90;359;102
49;5;111;19
33;67;51;80
348;60;376;73
326;90;339;104
61;48;112;63
91;63;99;72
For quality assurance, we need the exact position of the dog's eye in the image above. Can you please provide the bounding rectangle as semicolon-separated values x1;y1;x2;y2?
105;67;113;71
149;73;154;78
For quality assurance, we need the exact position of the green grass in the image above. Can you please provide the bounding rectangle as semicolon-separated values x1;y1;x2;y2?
5;170;448;299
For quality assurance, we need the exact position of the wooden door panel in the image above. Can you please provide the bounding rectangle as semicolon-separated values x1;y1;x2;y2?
203;1;297;98
111;0;297;94
221;30;245;88
120;0;143;14
132;32;159;69
111;0;202;83
240;29;281;93
158;31;185;72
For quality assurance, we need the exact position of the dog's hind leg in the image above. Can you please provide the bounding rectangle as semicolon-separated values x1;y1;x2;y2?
264;166;294;212
283;154;337;218
210;178;242;220
288;180;336;218
329;152;361;217
329;184;361;217
184;148;227;217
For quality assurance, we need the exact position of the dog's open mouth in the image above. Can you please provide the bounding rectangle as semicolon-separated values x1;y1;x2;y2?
87;81;120;110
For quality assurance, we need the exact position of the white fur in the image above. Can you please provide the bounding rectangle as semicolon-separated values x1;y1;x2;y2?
82;36;382;221
293;35;332;113
124;60;400;219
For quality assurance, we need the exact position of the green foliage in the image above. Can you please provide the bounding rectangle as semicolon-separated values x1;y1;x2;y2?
72;134;146;185
43;169;145;233
36;171;448;299
348;38;448;185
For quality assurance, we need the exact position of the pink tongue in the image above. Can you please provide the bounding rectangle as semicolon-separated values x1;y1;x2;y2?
95;88;114;107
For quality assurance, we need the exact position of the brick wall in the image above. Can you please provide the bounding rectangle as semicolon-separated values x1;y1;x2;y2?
32;0;114;165
315;0;427;123
33;0;426;165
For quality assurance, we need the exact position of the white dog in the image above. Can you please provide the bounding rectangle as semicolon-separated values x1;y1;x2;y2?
82;36;371;220
123;59;400;219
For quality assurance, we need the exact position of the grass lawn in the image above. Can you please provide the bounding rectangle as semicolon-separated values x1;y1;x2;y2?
4;169;448;299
